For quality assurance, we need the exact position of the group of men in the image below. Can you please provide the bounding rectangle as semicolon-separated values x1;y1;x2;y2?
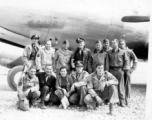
17;34;138;114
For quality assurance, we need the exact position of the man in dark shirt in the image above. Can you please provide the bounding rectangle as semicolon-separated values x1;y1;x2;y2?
71;38;91;72
106;39;129;107
37;64;58;109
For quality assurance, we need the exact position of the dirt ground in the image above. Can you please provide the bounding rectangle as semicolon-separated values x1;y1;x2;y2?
0;73;146;120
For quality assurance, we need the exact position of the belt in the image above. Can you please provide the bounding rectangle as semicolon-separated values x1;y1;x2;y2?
110;66;122;70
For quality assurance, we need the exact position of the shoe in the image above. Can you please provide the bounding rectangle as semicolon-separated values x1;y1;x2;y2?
79;105;87;111
120;102;126;107
125;98;129;106
39;103;47;109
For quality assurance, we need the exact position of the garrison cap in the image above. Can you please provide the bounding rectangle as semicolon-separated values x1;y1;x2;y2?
31;34;39;40
75;61;83;67
76;37;85;43
63;40;69;44
95;40;101;44
103;39;109;43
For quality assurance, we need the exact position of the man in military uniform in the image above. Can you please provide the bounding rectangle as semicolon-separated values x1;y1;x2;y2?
88;40;107;73
55;40;73;74
119;39;138;105
68;61;89;111
106;39;129;107
36;40;55;72
22;34;40;72
102;39;112;52
37;64;58;109
84;63;118;115
71;38;91;72
17;66;40;108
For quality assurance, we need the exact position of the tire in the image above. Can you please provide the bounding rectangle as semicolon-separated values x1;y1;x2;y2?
7;65;23;91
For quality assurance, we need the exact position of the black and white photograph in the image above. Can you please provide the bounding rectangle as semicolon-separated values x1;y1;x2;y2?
0;0;150;120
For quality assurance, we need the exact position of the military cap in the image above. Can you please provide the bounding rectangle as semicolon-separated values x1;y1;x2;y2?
103;39;109;43
76;37;85;43
63;40;69;44
31;34;39;40
75;61;83;67
95;40;101;44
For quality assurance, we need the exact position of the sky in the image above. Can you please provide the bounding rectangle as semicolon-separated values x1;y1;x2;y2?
0;0;149;18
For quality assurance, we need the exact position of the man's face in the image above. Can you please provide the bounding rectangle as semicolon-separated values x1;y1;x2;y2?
28;68;36;78
78;41;85;49
32;38;39;46
60;68;67;77
111;40;118;49
63;43;69;50
96;65;104;76
119;41;126;50
45;66;53;76
95;43;102;50
76;66;83;73
103;42;109;48
45;41;52;50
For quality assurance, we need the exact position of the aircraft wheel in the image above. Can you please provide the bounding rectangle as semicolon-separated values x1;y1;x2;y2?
7;65;23;91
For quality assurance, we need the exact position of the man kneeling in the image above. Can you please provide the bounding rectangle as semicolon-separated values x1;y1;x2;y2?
84;63;118;115
17;66;40;109
68;61;89;111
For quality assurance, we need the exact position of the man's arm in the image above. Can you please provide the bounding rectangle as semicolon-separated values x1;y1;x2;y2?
35;49;42;71
105;72;118;86
123;51;130;70
88;52;93;73
22;46;30;67
130;50;138;71
87;76;97;97
74;72;89;88
55;76;62;90
105;52;110;71
71;51;76;69
30;77;40;92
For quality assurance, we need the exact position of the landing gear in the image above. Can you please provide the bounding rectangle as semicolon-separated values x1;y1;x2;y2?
7;65;23;91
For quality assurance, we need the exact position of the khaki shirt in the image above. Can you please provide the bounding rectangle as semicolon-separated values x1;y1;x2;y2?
69;70;89;88
55;48;73;70
88;49;107;73
87;71;118;97
123;47;138;70
17;74;39;100
36;47;55;70
105;48;130;71
22;44;39;67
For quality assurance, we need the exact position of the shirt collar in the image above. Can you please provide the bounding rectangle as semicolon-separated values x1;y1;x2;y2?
112;48;120;53
94;49;103;53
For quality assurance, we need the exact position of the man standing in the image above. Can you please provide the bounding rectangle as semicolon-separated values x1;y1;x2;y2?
37;64;58;109
22;34;40;72
84;63;118;115
106;39;129;107
55;40;73;74
71;38;91;72
68;61;89;111
88;40;107;73
36;40;55;72
119;39;138;105
102;39;112;52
